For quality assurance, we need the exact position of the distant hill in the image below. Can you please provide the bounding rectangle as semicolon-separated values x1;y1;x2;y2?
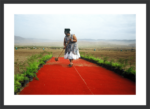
15;36;26;43
78;39;135;41
77;39;135;47
15;36;61;44
14;36;136;48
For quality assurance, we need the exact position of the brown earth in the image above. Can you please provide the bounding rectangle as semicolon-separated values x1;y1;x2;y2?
14;48;136;74
14;49;66;74
80;49;135;64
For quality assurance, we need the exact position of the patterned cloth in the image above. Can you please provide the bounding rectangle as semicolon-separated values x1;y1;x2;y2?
64;34;80;59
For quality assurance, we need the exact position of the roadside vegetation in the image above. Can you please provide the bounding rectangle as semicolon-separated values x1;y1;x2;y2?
14;51;53;94
80;52;135;75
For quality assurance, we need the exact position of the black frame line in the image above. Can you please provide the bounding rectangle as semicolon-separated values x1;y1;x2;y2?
1;0;149;109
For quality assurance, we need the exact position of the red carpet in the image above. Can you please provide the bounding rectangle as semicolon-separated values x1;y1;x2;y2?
19;57;136;95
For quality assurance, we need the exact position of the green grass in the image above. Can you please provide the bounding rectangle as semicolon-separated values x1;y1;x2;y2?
15;51;51;74
80;53;136;75
14;52;53;94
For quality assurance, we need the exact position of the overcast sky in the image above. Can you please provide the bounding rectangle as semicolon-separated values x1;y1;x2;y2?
14;14;136;40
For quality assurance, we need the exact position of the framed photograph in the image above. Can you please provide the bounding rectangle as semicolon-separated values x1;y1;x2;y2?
1;0;149;108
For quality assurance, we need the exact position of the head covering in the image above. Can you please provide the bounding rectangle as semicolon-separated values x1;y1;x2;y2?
64;28;70;33
65;28;70;31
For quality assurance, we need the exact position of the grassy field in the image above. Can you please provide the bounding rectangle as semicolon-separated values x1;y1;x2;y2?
14;49;65;74
80;49;135;65
14;47;136;74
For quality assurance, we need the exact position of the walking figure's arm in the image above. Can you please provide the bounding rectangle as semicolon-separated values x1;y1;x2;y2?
70;34;77;42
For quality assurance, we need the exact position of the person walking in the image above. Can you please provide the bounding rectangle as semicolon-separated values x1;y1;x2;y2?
64;28;80;67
